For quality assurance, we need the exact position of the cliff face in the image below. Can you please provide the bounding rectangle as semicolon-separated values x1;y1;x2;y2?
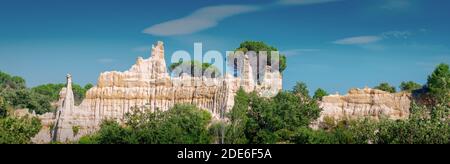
32;41;283;143
317;88;411;123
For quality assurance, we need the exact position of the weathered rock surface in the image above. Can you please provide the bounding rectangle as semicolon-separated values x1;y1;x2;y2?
317;88;411;123
32;41;283;143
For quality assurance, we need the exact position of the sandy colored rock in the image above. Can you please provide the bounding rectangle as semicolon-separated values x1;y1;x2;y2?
32;41;283;143
317;88;411;124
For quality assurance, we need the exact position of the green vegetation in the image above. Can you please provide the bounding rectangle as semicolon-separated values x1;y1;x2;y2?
169;60;221;78
400;81;422;92
0;71;26;89
32;83;93;105
233;41;287;73
374;82;397;93
0;115;42;144
225;82;322;144
79;104;212;144
1;71;51;114
313;88;328;101
292;82;310;99
0;96;7;118
293;102;449;144
0;70;93;114
427;63;450;103
72;125;81;137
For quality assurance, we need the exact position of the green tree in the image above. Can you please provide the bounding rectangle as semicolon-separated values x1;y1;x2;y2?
82;104;213;144
32;83;90;105
400;81;422;92
313;88;328;100
0;96;7;118
156;104;212;144
234;41;287;73
0;116;42;144
225;88;249;144
0;71;26;89
31;84;65;101
427;63;450;103
1;88;52;114
374;82;396;93
292;82;310;99
84;83;94;91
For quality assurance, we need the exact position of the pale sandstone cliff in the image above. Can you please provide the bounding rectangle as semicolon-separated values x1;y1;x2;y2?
30;41;413;143
317;88;411;124
32;41;283;143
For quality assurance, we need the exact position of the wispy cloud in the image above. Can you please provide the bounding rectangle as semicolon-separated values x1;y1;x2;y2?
282;49;321;56
334;29;419;46
333;36;382;45
143;0;342;36
97;58;115;64
381;30;412;39
143;5;261;36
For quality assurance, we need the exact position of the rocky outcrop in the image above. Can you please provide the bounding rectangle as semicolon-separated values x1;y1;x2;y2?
317;88;411;123
32;41;283;143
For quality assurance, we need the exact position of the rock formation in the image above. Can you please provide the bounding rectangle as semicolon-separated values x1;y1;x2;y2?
317;88;411;124
32;41;283;143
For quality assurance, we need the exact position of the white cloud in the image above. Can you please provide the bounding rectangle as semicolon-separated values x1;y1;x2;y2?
143;5;260;36
382;30;412;39
333;36;382;45
143;0;343;36
282;49;321;56
97;58;115;63
279;0;340;5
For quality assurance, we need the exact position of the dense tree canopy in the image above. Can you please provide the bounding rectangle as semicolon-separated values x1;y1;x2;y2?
313;88;328;101
374;82;397;93
0;71;52;114
225;83;322;144
80;104;212;144
427;63;450;103
32;83;93;105
0;96;7;118
292;82;310;99
233;41;287;73
0;116;41;144
400;81;422;92
0;70;93;114
0;71;26;89
225;88;250;144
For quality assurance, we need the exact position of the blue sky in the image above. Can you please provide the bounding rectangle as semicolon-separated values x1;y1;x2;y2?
0;0;449;94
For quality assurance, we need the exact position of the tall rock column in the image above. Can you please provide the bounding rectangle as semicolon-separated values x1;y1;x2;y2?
62;74;75;115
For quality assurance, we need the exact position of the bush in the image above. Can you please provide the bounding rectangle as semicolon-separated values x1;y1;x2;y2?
400;81;422;92
427;63;450;103
0;116;42;144
374;82;396;93
0;96;7;118
313;88;328;101
234;41;287;73
81;104;213;144
225;82;322;144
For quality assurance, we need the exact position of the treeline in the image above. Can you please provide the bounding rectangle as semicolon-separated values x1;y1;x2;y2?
79;104;213;144
0;71;93;115
0;71;92;144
